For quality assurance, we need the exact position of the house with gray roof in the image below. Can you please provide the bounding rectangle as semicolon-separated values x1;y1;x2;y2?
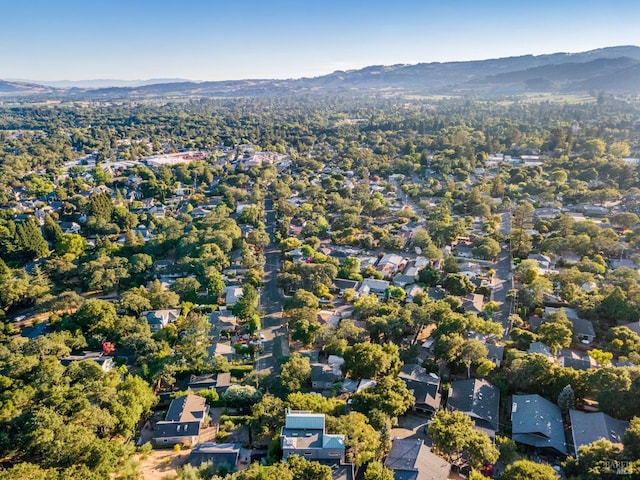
189;442;242;469
281;409;346;463
544;307;596;343
153;394;209;446
486;344;505;367
358;278;390;298
527;341;553;358
398;364;441;415
61;351;114;372
332;278;359;293
311;363;342;391
187;372;231;393
142;309;181;333
558;349;597;370
223;286;244;307
384;438;451;480
511;394;567;455
569;410;629;458
448;379;500;438
393;274;416;288
462;293;484;315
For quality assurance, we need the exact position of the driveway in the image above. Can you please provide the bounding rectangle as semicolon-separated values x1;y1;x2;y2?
391;412;432;445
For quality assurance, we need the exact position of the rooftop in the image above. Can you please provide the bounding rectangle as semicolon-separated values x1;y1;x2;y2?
570;410;630;457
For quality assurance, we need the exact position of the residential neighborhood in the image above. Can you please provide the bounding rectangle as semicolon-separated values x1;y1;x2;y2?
1;95;640;480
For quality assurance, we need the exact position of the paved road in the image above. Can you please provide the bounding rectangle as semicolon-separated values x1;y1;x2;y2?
256;196;287;376
493;213;514;339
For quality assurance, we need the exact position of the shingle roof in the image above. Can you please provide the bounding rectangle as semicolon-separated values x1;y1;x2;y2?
511;394;567;454
189;442;241;468
570;410;630;457
166;394;207;422
448;379;500;433
384;438;450;480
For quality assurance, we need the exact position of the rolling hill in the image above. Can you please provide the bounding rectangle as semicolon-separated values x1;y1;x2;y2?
3;46;640;99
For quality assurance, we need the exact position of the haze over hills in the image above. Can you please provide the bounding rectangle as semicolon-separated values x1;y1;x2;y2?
3;46;640;98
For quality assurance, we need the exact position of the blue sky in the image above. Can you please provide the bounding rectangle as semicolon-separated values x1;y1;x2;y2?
2;0;639;81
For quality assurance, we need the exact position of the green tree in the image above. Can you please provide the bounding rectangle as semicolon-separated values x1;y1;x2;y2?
286;392;345;415
251;394;285;436
557;384;575;414
280;352;312;394
208;270;225;298
563;439;622;480
327;412;381;467
418;266;440;287
429;409;498;469
500;459;558;480
338;256;362;281
588;348;613;367
606;326;640;356
351;375;415;420
170;277;201;303
459;339;488;378
623;416;640;460
344;342;400;380
288;307;322;347
472;237;501;260
363;461;394;480
442;273;475;296
175;313;211;368
538;321;572;355
285;454;332;480
222;384;262;411
55;233;87;258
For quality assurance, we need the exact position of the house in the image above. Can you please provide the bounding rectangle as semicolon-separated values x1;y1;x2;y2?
332;278;359;294
544;307;596;344
223;286;244;307
384;438;451;480
60;221;81;234
529;253;557;275
153;394;209;446
188;372;231;393
281;409;346;462
212;342;234;360
190;207;211;219
318;309;341;327
358;278;390;298
448;379;500;438
376;253;404;278
311;363;341;391
340;378;375;394
558;349;596;370
189;442;243;470
511;394;567;455
398;364;441;415
528;341;553;358
209;311;238;333
61;351;114;372
486;344;505;367
393;274;416;288
569;410;630;457
404;284;425;303
462;293;485;315
142;309;181;333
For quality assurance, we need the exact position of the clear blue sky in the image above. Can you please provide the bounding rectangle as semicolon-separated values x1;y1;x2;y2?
2;0;639;81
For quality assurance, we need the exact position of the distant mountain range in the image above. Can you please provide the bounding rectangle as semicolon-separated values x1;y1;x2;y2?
5;78;194;88
3;46;640;98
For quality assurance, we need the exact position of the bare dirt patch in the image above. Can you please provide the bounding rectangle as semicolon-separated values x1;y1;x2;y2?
136;449;190;480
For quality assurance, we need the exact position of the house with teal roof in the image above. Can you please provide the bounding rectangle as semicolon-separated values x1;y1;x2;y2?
281;409;346;463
